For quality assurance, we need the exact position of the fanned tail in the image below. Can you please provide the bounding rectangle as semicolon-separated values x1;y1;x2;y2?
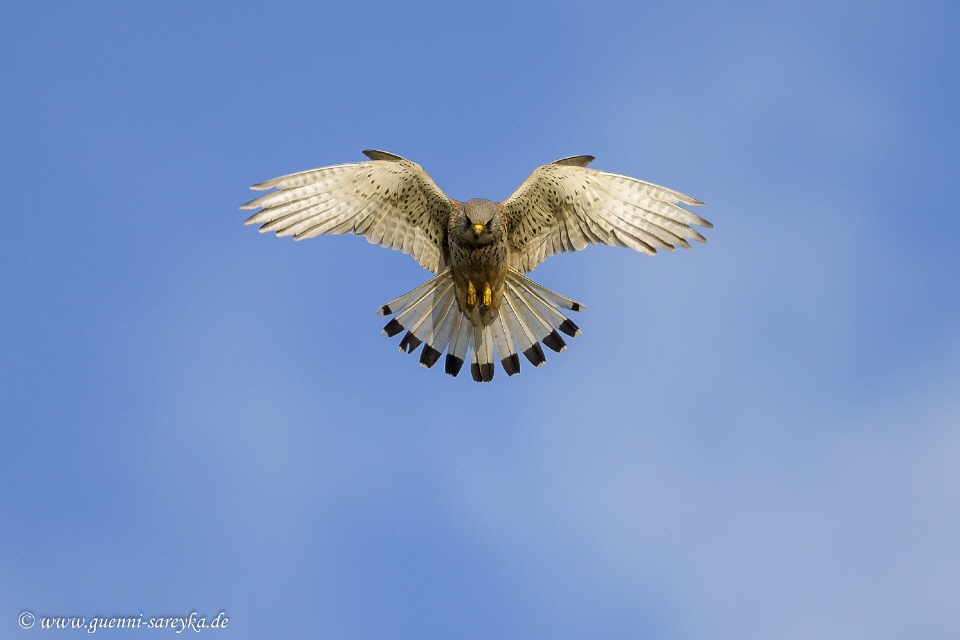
378;267;584;382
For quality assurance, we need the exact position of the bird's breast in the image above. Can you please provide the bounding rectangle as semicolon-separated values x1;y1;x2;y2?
449;238;509;327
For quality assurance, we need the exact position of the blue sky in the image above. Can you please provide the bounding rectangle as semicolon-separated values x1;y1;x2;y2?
3;1;959;638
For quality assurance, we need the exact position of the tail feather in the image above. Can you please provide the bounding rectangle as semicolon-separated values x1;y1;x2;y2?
399;283;456;355
501;295;545;366
492;312;521;376
445;311;469;377
504;280;563;351
509;274;582;337
481;325;496;381
379;268;584;382
419;295;461;368
377;269;450;316
509;270;586;312
468;330;480;381
392;279;454;333
471;325;495;382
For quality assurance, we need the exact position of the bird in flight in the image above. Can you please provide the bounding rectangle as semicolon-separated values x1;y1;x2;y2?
241;150;710;382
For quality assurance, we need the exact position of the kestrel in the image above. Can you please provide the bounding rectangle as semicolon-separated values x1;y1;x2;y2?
241;150;710;382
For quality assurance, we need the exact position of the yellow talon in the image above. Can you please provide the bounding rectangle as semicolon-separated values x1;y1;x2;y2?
483;283;492;308
467;281;477;307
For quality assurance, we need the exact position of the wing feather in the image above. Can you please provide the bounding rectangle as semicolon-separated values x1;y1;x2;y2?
242;151;456;273
500;158;710;272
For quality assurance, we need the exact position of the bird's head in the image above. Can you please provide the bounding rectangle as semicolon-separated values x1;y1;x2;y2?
458;198;500;245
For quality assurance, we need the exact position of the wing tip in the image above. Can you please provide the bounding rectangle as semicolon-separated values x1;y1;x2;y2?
362;149;406;162
552;154;595;167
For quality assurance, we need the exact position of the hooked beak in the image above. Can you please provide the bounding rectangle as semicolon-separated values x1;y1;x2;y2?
472;223;484;234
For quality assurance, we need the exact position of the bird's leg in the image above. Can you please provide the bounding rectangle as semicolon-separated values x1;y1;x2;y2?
482;283;492;308
467;281;477;308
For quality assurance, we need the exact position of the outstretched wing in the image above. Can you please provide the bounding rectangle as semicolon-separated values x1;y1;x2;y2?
241;150;456;273
500;155;711;273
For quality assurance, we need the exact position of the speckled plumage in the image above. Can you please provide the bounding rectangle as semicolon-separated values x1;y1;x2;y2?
447;199;509;327
241;150;711;382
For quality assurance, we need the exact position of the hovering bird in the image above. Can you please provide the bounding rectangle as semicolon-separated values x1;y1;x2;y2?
241;150;710;382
